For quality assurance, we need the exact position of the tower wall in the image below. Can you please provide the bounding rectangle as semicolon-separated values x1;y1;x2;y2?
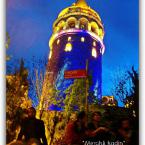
47;29;103;100
41;0;105;110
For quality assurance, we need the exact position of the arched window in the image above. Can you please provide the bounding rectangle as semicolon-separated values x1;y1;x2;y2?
64;43;72;52
57;21;65;31
54;26;59;33
91;27;96;33
68;21;75;28
67;17;77;29
90;21;99;34
79;18;88;30
80;24;86;30
92;47;97;58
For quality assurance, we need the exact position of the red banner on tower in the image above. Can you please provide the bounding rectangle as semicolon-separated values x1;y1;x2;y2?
64;69;87;79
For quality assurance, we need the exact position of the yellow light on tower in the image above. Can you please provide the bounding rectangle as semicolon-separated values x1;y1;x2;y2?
98;28;103;38
65;43;72;52
68;36;71;41
81;37;85;42
93;41;96;47
92;47;97;58
49;51;52;59
57;39;60;45
88;23;91;31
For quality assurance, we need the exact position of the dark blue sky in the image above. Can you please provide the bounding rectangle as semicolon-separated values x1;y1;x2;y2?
6;0;139;102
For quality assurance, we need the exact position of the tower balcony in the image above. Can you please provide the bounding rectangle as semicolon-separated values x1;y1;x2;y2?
49;28;105;55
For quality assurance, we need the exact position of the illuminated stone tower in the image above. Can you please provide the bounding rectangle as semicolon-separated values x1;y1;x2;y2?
41;0;105;110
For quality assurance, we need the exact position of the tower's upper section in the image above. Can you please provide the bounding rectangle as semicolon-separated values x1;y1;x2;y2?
49;0;105;55
75;0;89;7
52;0;104;39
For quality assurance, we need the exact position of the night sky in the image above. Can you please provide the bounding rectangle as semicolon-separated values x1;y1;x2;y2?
6;0;139;106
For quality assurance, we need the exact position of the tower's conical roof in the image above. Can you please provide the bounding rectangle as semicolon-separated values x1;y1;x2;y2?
58;0;102;21
75;0;88;7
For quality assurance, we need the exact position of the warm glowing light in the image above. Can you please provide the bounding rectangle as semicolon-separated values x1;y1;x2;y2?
88;23;91;31
98;28;103;37
57;39;60;44
93;41;96;46
49;51;52;59
65;43;72;52
54;27;59;33
125;104;129;108
92;47;97;58
81;37;85;42
68;37;71;41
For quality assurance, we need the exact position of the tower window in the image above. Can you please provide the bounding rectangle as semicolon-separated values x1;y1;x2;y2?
91;27;96;33
69;23;75;28
93;41;96;47
80;24;85;29
81;37;85;42
79;18;88;30
68;37;71;41
65;43;72;52
57;39;60;45
67;17;77;29
59;26;64;31
92;47;97;58
49;51;52;59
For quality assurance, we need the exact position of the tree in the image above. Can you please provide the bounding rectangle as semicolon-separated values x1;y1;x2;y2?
110;66;138;108
126;66;139;117
38;74;64;145
6;59;32;143
27;57;48;117
63;78;86;121
29;69;44;108
109;68;131;105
